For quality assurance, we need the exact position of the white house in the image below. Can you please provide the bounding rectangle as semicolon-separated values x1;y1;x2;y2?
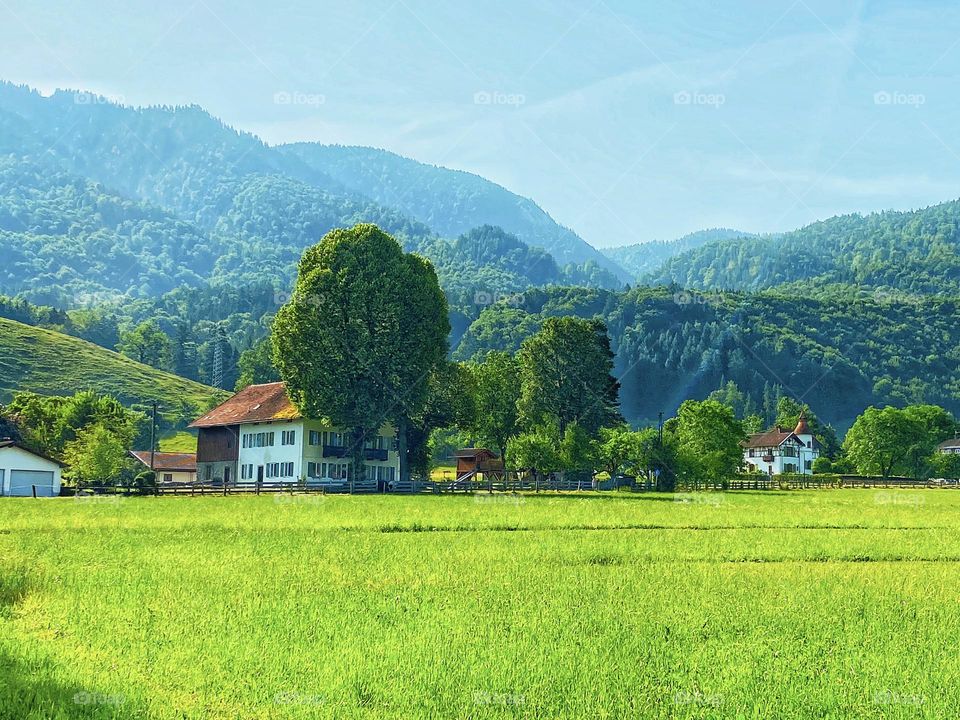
0;440;63;496
189;382;399;490
128;451;197;483
742;414;819;476
938;438;960;455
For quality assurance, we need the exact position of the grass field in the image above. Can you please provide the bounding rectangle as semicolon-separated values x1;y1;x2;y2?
2;490;959;718
157;430;198;453
0;318;226;416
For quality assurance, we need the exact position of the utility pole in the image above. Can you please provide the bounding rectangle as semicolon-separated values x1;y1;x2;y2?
149;401;158;473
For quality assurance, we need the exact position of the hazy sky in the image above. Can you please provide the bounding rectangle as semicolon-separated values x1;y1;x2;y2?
2;0;959;247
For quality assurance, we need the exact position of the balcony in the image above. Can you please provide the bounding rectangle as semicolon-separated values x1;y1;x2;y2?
322;446;389;461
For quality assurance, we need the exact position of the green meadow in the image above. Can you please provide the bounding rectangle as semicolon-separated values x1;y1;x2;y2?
2;490;959;719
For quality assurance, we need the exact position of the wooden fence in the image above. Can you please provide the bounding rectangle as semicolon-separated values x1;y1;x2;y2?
61;472;959;498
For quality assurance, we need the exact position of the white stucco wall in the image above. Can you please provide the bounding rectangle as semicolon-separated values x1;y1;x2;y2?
0;446;62;496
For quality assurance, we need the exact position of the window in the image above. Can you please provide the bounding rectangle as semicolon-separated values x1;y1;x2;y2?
241;464;255;480
204;465;212;481
163;473;173;483
282;430;296;446
309;430;321;446
805;460;812;471
245;431;278;449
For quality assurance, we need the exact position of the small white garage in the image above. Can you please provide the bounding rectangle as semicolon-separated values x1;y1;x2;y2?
0;441;63;497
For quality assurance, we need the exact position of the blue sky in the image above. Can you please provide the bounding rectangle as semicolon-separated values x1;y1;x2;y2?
2;0;959;247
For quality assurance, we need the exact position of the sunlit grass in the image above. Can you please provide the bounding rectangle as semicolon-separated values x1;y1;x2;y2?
156;430;198;453
1;490;958;718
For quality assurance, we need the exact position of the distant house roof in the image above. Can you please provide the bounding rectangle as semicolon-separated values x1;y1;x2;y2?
742;427;804;449
939;438;960;450
0;439;65;466
189;382;301;428
128;451;197;472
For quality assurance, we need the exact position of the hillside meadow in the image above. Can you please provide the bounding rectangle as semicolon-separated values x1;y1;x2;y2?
2;490;959;718
0;318;225;416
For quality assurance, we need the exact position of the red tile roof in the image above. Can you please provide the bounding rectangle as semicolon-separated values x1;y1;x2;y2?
189;382;301;428
742;428;803;449
129;451;197;472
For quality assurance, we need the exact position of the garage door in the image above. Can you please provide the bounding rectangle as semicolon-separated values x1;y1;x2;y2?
8;470;56;497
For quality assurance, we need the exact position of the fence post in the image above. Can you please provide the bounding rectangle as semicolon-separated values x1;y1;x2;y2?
222;481;227;496
256;480;261;496
32;484;37;498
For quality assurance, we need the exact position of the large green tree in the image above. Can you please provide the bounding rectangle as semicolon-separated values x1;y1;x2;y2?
63;423;128;485
272;224;449;487
118;320;171;369
518;317;622;435
672;399;745;489
843;406;926;480
468;351;521;467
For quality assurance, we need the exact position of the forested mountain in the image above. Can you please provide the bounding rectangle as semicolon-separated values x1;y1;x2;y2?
3;81;960;431
453;286;960;430
648;202;960;294
280;144;629;281
602;228;754;279
0;82;625;307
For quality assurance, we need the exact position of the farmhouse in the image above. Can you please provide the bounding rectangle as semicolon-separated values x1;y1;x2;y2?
189;382;399;489
938;438;960;455
0;439;63;497
742;414;819;476
128;451;197;483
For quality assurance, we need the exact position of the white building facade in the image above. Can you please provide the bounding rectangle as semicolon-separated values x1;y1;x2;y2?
742;415;820;476
191;383;399;490
0;441;63;496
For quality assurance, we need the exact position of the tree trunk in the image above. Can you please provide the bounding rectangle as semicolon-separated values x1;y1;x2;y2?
350;426;366;493
397;416;409;486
